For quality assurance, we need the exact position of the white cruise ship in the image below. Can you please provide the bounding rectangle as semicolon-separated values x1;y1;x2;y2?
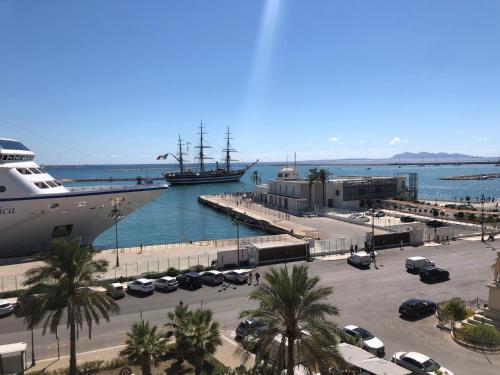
0;139;168;257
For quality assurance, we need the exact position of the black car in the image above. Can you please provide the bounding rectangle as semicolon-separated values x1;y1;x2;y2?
426;220;443;228
419;266;449;282
235;319;266;340
400;216;416;223
399;298;437;318
176;272;202;290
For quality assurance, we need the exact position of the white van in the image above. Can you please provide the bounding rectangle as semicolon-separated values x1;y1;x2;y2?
405;256;434;272
347;252;371;268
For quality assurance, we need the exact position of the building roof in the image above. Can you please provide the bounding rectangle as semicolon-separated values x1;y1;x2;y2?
0;342;27;355
338;343;411;375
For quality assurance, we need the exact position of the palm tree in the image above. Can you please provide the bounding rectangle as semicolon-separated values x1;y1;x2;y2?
165;302;192;363
166;304;222;374
317;168;331;208
120;320;168;375
239;264;344;375
185;308;222;374
20;239;120;375
307;168;319;209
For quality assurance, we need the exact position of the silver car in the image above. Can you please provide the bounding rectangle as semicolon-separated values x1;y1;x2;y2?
0;299;14;317
201;270;224;285
154;276;179;291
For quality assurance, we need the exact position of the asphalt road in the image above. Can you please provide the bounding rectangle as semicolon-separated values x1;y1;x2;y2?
0;239;499;374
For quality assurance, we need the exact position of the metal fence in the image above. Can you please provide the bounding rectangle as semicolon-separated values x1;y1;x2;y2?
310;237;366;257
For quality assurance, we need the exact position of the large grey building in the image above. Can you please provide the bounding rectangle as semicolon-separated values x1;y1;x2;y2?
255;167;413;213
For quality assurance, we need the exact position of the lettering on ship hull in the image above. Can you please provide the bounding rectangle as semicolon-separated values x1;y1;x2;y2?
0;207;15;215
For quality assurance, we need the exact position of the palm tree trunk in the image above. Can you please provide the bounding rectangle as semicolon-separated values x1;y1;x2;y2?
69;307;77;375
141;360;152;375
286;336;295;375
194;358;203;375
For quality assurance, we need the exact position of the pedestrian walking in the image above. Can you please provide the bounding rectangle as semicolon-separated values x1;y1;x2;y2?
350;244;354;255
370;250;377;267
248;271;253;285
400;240;404;251
255;271;260;285
139;243;143;254
446;235;449;245
354;244;358;253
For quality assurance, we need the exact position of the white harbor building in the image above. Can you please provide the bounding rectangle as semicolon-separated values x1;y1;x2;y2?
255;166;414;213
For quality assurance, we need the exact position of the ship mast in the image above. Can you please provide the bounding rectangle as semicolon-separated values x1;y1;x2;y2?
222;127;237;171
177;134;187;174
195;121;212;174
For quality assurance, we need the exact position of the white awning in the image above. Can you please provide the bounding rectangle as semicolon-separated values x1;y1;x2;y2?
338;343;411;375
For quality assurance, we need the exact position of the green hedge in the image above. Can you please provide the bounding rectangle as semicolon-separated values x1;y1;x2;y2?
455;324;500;349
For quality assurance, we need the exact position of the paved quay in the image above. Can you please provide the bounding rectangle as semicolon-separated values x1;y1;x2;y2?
0;234;300;292
199;194;387;241
1;238;499;374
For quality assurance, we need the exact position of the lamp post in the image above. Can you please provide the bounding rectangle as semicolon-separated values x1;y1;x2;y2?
480;194;485;242
232;217;240;266
371;213;375;252
109;201;123;267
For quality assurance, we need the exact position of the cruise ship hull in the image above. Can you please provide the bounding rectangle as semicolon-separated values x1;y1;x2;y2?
0;186;166;257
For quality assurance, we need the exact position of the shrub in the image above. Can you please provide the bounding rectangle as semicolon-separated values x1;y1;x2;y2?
456;324;500;348
442;297;468;321
191;264;205;273
166;267;180;277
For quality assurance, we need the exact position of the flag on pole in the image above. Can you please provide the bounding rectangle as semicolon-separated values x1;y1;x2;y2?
156;153;169;160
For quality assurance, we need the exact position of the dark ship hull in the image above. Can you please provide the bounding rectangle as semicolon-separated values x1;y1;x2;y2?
165;169;246;185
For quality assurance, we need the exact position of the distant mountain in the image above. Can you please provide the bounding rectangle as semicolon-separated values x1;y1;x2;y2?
390;152;474;160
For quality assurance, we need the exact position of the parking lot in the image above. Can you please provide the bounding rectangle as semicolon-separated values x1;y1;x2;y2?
0;239;499;374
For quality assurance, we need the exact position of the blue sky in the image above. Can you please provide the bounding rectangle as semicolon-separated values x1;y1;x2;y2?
1;0;499;164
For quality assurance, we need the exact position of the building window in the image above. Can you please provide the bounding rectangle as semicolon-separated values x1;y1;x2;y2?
328;199;333;208
335;190;340;196
0;186;6;193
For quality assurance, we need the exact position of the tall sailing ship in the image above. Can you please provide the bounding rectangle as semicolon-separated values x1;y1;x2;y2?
161;122;258;185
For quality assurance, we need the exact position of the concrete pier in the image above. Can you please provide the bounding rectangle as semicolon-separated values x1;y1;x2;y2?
198;194;321;239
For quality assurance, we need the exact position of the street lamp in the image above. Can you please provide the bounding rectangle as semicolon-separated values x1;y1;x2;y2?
480;194;485;242
109;200;124;267
232;217;240;266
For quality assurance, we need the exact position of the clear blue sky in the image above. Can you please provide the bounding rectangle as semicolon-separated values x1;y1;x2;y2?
1;0;499;164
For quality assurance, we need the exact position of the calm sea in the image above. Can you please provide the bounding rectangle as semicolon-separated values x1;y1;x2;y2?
46;163;500;248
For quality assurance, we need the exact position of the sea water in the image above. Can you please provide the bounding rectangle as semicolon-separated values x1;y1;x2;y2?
46;163;500;248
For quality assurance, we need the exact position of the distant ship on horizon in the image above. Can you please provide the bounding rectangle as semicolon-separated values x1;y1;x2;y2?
159;122;258;185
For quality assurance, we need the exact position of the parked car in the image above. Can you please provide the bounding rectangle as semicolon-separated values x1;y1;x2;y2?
419;266;449;282
107;282;126;298
201;270;224;285
391;351;454;375
127;278;155;294
426;220;443;228
405;256;434;272
374;210;385;217
224;269;250;284
236;319;267;340
399;298;437;318
400;216;416;223
176;272;203;290
0;299;14;317
341;325;385;357
154;276;179;291
347;252;371;268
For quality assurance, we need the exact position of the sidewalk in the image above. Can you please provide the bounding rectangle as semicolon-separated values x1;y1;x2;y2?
27;345;125;373
25;333;250;373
